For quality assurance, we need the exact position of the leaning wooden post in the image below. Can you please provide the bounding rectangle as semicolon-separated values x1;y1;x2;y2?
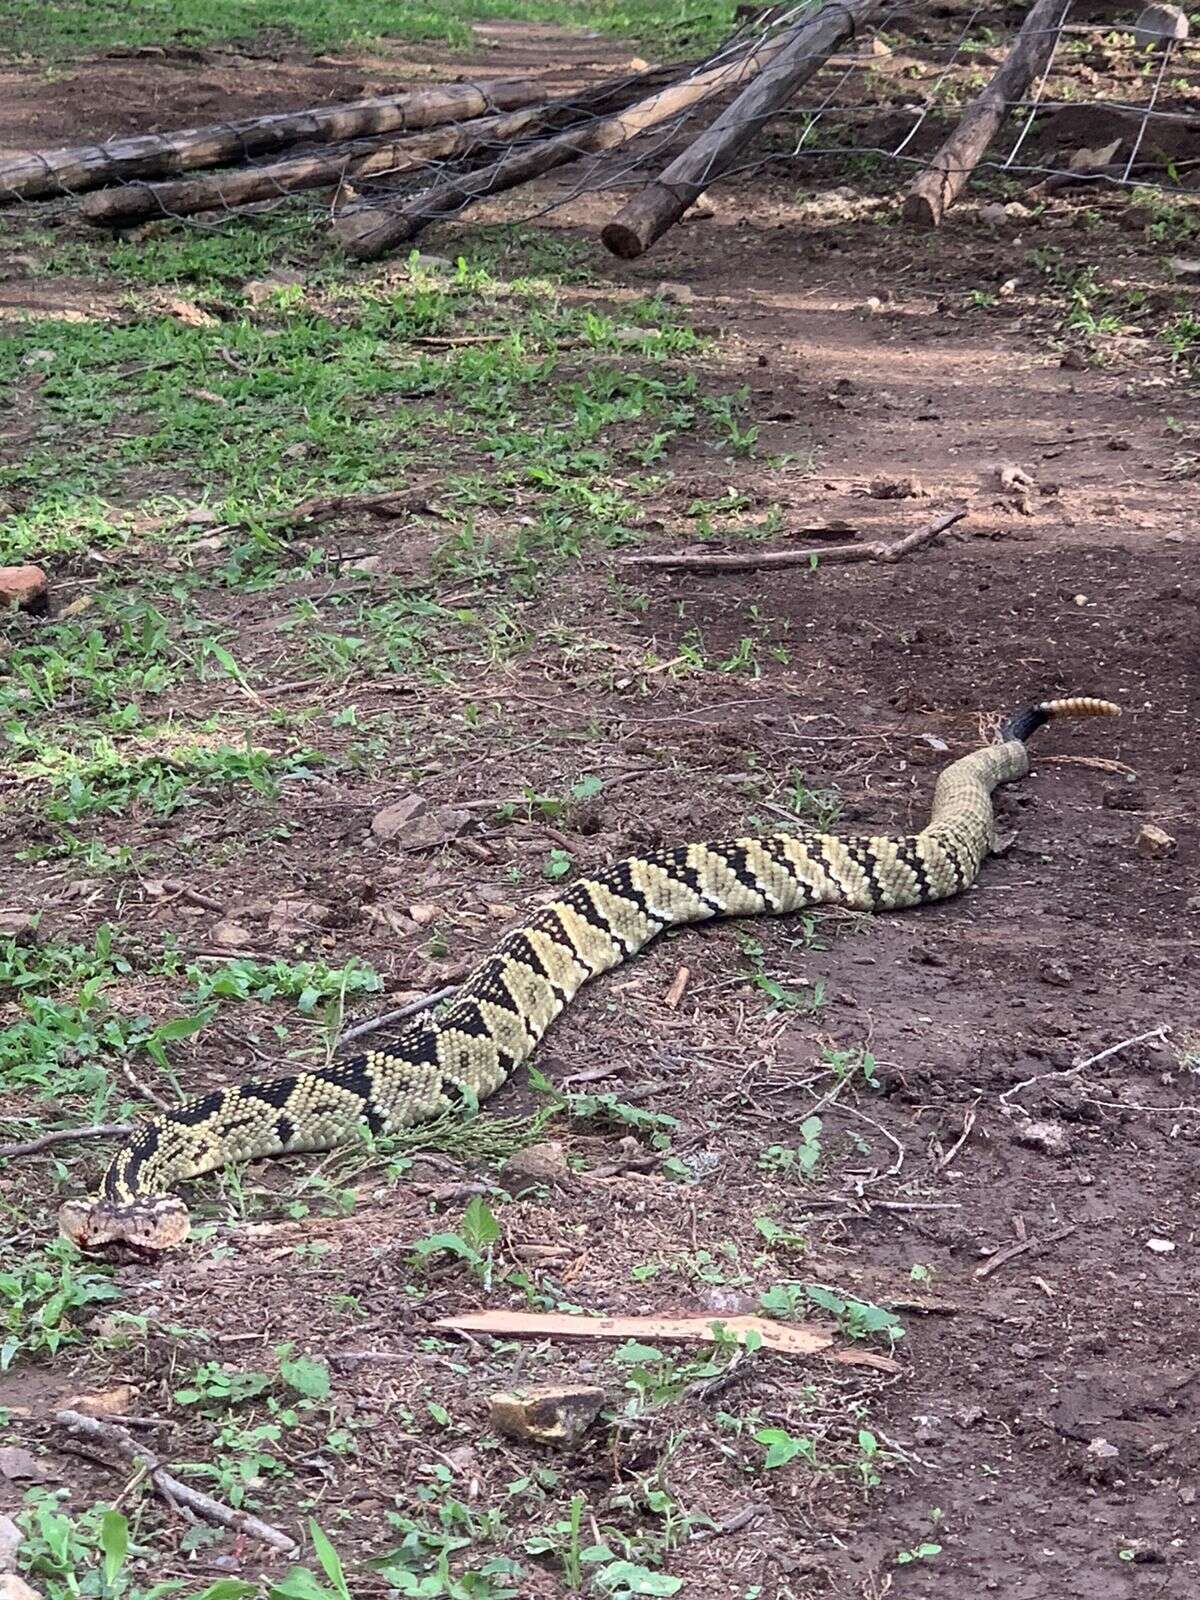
0;78;546;203
333;41;788;260
901;0;1064;228
600;0;880;260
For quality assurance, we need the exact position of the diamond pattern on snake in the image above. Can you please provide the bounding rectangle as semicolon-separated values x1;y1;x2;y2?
59;695;1119;1252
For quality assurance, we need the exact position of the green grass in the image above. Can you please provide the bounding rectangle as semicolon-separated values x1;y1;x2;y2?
2;0;736;59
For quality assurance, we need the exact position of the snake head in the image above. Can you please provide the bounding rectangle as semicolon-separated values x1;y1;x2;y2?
58;1196;190;1253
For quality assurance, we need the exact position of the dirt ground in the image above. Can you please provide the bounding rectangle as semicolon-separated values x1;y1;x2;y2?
1;16;1199;1600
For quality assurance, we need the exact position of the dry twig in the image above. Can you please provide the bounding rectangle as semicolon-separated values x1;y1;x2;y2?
0;1124;132;1160
622;508;967;573
337;985;461;1049
54;1410;298;1555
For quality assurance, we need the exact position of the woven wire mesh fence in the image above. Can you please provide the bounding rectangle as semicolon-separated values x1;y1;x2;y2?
2;1;1198;247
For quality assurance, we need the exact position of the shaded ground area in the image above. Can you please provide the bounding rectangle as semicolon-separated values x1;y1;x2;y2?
1;13;1198;1600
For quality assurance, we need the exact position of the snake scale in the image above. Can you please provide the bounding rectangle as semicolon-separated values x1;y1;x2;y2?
59;695;1118;1251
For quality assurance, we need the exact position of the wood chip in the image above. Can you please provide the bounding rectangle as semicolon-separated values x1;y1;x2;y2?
433;1310;899;1371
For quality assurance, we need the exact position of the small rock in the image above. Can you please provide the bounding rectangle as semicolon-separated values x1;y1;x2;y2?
407;901;441;927
242;268;306;305
1165;531;1186;543
180;505;220;526
63;1384;137;1417
0;1447;49;1483
1082;1435;1121;1483
867;36;892;55
1039;960;1072;987
0;564;48;612
0;1515;20;1575
997;462;1034;491
690;190;716;220
700;1285;757;1316
978;202;1010;227
268;898;333;935
868;474;926;500
1132;3;1188;47
1060;349;1089;371
1086;1436;1119;1460
394;806;470;853
0;911;40;945
912;1414;946;1446
489;1383;606;1447
1013;1117;1072;1157
500;1141;570;1196
209;920;254;949
0;1576;43;1600
163;297;218;328
348;553;383;573
1136;823;1176;859
655;280;695;305
371;794;428;842
1146;1236;1176;1254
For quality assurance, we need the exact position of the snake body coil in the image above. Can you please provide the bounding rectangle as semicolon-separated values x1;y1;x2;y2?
59;696;1119;1251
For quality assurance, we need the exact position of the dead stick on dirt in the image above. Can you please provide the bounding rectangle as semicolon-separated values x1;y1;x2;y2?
0;1124;132;1160
333;40;789;260
601;0;881;260
901;0;1066;228
974;1223;1076;1281
0;78;547;203
54;1410;298;1555
622;507;967;573
337;985;460;1049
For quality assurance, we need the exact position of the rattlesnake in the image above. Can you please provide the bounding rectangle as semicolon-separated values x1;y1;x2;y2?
60;695;1119;1251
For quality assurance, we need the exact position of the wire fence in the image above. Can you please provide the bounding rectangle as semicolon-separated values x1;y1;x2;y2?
2;0;1198;246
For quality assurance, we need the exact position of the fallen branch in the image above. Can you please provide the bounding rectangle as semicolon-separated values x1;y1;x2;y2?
337;985;460;1049
77;64;687;227
434;1309;900;1372
0;77;546;203
272;483;444;531
902;0;1065;228
54;1409;298;1555
974;1223;1076;1281
0;1123;131;1160
622;507;967;573
79;102;555;226
602;0;880;259
334;40;788;260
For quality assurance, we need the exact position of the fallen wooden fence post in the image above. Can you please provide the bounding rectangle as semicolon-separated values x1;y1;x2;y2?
333;42;788;260
0;77;546;203
79;104;554;226
621;507;967;573
902;0;1065;228
601;0;881;260
79;66;695;226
